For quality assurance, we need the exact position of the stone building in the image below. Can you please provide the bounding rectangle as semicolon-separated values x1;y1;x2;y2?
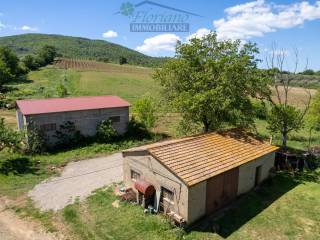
122;130;278;225
16;95;130;144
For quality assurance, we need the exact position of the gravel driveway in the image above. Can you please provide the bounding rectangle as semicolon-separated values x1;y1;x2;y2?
29;153;123;211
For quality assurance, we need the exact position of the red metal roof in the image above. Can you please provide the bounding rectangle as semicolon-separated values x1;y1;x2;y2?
16;96;130;115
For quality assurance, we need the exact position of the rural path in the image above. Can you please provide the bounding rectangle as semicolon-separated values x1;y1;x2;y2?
29;153;123;211
0;198;62;240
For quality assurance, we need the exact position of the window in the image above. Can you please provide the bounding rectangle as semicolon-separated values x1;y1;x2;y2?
161;187;174;202
109;116;120;123
131;170;140;181
40;123;56;132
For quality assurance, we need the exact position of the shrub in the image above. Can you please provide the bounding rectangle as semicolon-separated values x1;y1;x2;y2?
133;96;158;129
0;118;22;152
22;55;40;71
96;119;118;142
25;128;46;154
119;56;128;65
54;121;83;147
125;117;151;140
24;121;47;154
252;100;268;119
56;82;68;97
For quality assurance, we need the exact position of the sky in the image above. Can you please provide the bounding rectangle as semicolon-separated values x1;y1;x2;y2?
0;0;319;70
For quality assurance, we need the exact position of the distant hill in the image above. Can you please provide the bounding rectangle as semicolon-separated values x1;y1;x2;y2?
0;33;168;67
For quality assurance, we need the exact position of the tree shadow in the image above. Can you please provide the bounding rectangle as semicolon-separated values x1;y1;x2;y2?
0;157;39;175
187;171;318;238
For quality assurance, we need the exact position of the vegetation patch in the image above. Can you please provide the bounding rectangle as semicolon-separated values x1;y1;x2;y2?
60;170;320;240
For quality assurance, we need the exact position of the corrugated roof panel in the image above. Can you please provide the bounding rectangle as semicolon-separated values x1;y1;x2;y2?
16;96;130;115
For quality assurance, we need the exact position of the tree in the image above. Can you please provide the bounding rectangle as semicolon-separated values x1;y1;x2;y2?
306;90;320;149
119;56;127;65
37;45;57;66
267;105;304;146
154;32;271;132
0;118;22;152
22;54;39;71
300;69;315;75
134;96;157;129
0;47;22;89
265;45;311;148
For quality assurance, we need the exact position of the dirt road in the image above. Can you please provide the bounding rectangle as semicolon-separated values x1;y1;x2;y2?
29;153;123;211
0;198;62;240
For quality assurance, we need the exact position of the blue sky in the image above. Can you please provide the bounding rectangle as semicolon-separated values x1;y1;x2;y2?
0;0;319;70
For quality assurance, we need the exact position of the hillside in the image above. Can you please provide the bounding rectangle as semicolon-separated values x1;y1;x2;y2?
0;33;167;67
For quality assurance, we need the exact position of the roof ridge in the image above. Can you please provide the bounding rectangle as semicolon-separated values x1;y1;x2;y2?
16;95;119;102
147;132;216;151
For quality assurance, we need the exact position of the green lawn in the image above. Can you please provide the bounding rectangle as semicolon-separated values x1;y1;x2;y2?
56;171;320;240
7;65;158;103
255;119;320;150
1;65;320;239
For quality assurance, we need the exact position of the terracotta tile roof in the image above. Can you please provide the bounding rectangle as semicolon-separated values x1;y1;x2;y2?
16;96;130;115
125;130;279;186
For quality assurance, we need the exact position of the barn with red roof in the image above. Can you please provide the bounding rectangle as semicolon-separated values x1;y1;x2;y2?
16;95;130;144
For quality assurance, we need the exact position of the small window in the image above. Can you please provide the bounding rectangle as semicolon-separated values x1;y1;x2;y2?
162;187;174;202
40;123;56;132
131;170;140;181
109;116;120;123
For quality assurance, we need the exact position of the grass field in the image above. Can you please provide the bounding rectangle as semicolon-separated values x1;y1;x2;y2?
1;64;319;148
39;170;318;240
1;62;320;240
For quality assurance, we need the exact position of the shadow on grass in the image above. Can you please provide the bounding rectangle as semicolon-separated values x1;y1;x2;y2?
0;157;39;175
188;171;319;238
45;130;169;155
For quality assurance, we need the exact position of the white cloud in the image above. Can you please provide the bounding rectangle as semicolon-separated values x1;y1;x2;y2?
214;0;320;40
102;30;118;38
186;28;211;41
21;25;38;31
0;21;5;30
136;34;181;54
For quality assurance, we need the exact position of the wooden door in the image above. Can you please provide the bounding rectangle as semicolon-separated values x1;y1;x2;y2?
206;173;224;214
206;168;239;215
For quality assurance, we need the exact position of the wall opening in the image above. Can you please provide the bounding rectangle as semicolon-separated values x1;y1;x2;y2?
254;165;262;187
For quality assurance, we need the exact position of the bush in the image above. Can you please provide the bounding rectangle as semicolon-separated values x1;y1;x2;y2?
96;119;118;142
133;96;158;129
56;82;68;97
124;117;151;140
22;55;40;71
54;121;83;147
0;118;22;152
25;125;47;154
252;100;268;119
119;56;127;65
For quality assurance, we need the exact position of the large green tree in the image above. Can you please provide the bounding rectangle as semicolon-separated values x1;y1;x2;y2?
37;45;57;66
154;33;270;132
0;46;22;89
